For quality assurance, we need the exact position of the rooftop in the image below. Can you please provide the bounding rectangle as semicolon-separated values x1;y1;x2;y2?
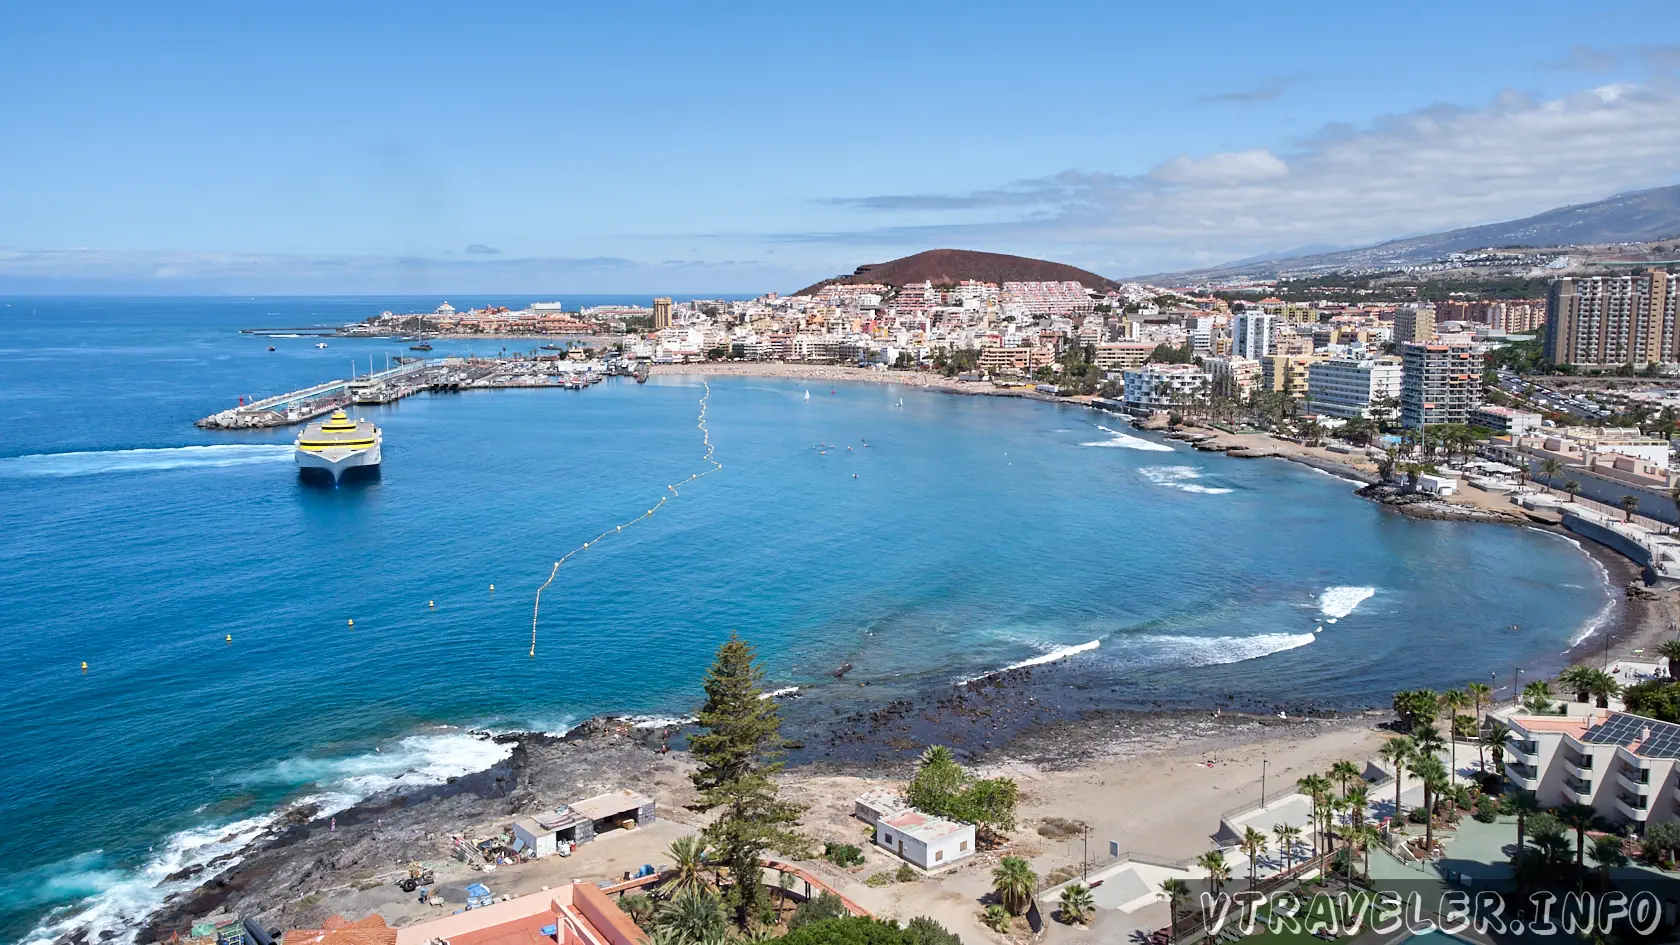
881;809;972;842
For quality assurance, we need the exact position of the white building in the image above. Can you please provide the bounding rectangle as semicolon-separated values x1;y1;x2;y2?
1122;363;1211;412
1234;309;1274;360
1506;710;1680;828
1305;357;1402;420
872;809;976;871
1204;355;1261;402
1469;405;1543;437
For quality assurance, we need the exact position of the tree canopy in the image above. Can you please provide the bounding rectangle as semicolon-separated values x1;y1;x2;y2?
906;745;1019;835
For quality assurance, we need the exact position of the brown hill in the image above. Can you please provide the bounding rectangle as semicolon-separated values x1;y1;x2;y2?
794;248;1122;296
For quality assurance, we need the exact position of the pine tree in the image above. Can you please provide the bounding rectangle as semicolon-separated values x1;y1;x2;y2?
690;633;807;928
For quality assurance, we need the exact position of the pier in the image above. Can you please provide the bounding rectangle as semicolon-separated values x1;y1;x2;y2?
195;356;616;429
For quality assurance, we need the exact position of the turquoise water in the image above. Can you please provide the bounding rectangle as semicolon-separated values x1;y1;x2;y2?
0;298;1611;943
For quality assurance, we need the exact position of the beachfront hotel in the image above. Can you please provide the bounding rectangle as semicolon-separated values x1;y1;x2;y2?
1399;340;1482;428
1305;356;1402;420
1505;709;1680;828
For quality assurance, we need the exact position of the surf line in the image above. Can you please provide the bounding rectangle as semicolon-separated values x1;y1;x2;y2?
529;382;722;657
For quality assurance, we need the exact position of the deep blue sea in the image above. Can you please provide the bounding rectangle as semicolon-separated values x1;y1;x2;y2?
0;297;1611;943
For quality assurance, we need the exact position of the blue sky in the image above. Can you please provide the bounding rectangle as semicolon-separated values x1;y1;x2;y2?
3;0;1679;293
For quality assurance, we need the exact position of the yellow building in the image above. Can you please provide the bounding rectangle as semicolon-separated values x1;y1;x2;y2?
1260;354;1323;399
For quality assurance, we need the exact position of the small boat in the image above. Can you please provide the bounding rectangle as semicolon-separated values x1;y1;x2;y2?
540;344;562;351
803;390;810;401
267;346;276;352
316;342;329;349
409;342;433;351
895;399;904;408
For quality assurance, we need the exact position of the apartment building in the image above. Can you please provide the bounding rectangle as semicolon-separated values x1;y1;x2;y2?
1204;355;1262;402
1545;271;1679;367
1305;357;1402;420
1468;404;1542;437
1260;354;1322;401
1093;342;1158;371
1393;304;1436;344
652;297;673;331
1121;363;1211;412
1234;309;1273;359
1506;710;1680;829
1399;341;1482;428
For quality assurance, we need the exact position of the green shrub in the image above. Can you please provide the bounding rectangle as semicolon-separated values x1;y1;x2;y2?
864;871;894;887
1473;796;1499;823
895;863;918;883
824;840;866;868
787;892;850;931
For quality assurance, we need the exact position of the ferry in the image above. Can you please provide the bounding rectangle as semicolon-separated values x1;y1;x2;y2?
294;410;382;483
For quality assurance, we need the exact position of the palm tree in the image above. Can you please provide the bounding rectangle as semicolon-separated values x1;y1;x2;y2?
1059;883;1094;926
1346;785;1369;830
1408;754;1449;855
1466;681;1491;723
991;856;1037;916
1508;791;1541;852
1197;849;1231;896
1657;639;1680;678
1619;494;1640;522
1439;690;1470;784
1273;824;1302;872
1559;665;1596;703
656;888;728;944
1328;760;1361;798
1557;803;1599;890
1348;823;1383;880
1238;826;1267;890
1522;680;1556;713
1483;720;1510;772
1412;722;1445;759
1378;736;1416;821
619;893;656;929
1297;774;1332;855
1590;834;1628;896
1159;877;1191;944
1587;670;1622;709
1541;457;1563;492
1561;478;1580;502
665;835;711;898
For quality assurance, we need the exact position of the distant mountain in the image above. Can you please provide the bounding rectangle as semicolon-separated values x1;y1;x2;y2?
795;248;1122;296
1139;184;1680;284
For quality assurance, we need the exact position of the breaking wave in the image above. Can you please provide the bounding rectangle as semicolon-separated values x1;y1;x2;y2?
0;444;293;478
24;732;511;945
1080;425;1174;452
1140;465;1233;495
960;640;1101;684
759;686;801;700
1319;586;1376;620
1108;631;1318;668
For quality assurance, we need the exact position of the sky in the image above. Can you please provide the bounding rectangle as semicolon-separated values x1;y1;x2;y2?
2;0;1680;294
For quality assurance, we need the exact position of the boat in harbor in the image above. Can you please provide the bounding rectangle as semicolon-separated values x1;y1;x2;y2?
409;341;433;351
540;344;562;351
315;342;329;349
294;410;382;483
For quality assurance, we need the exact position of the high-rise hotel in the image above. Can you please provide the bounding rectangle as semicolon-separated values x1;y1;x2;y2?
1544;271;1678;367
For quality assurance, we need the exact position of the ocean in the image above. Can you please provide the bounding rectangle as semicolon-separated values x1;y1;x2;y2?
0;297;1610;943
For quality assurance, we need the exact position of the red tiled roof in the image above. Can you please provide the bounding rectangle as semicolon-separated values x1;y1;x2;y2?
283;915;397;945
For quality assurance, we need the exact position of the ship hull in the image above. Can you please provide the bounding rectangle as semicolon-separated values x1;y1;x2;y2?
295;442;382;484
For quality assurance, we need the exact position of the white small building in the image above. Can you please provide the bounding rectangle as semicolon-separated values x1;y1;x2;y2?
1416;473;1458;496
872;810;975;871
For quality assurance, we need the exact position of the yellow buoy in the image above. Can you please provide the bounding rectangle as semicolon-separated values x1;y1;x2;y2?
489;584;495;592
347;618;354;628
225;634;232;643
81;661;88;672
428;600;435;608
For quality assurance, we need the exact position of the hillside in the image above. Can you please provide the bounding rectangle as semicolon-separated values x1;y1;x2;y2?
1138;184;1680;284
795;248;1123;296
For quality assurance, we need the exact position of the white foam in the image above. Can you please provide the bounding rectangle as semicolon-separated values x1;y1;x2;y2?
1080;425;1175;452
1318;586;1376;620
759;686;800;700
1303;465;1366;487
625;715;696;729
1139;465;1234;495
1112;631;1317;668
25;732;512;945
0;444;293;478
960;640;1101;684
1540;531;1618;646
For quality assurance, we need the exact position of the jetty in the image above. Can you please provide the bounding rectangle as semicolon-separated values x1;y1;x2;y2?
196;356;613;429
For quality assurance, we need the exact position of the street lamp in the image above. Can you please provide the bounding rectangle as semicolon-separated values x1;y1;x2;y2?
1261;758;1269;810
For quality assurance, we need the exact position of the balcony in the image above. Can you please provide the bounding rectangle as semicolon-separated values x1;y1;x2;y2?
1615;791;1651;821
1506;761;1540;790
1563;752;1594;779
1564;777;1593;802
1616;764;1651;795
1507;738;1540;763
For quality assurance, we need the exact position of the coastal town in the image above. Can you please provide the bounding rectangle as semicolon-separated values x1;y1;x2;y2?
130;263;1680;945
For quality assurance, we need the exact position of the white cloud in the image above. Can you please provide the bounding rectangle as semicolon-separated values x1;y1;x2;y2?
814;82;1680;275
1148;149;1289;185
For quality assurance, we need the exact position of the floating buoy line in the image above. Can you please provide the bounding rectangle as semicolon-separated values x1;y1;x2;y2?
528;382;722;657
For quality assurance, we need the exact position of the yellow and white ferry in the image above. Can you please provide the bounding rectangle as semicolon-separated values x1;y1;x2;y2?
294;410;382;483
